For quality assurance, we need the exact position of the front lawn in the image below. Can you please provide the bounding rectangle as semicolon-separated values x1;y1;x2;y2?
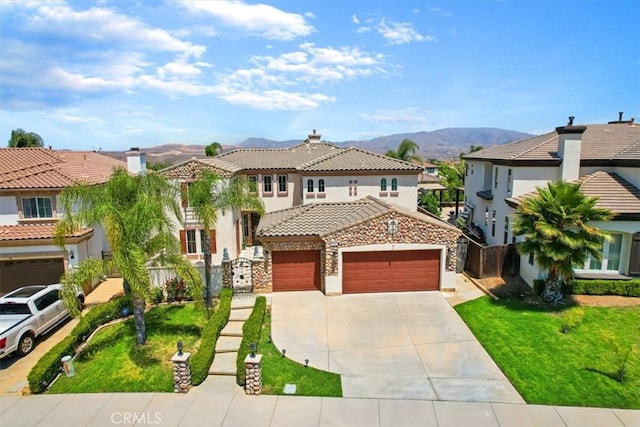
455;297;640;408
259;311;342;397
48;304;206;393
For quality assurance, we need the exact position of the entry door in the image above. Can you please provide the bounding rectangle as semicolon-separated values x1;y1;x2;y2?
630;232;640;276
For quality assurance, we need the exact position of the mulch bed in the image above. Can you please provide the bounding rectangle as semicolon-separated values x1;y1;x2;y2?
476;275;640;307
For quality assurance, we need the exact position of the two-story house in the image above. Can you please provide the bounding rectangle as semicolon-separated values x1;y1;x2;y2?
0;148;127;294
462;114;640;286
160;131;462;294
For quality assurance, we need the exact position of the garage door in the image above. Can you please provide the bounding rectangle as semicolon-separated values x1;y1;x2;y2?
272;250;321;291
342;250;440;294
0;258;65;294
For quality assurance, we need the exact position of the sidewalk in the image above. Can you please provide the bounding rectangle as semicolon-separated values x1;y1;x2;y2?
0;390;638;427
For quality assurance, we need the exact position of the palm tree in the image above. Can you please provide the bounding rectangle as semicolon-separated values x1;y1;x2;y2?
205;142;223;157
55;168;203;345
385;138;423;163
512;180;612;302
187;169;265;308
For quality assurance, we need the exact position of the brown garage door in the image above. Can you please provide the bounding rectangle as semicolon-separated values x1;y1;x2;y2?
342;250;440;294
272;250;321;291
0;258;65;294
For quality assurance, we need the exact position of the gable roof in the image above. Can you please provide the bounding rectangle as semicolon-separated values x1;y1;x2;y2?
256;196;459;238
159;156;243;179
505;171;640;219
0;148;126;190
217;142;341;170
464;123;640;166
298;147;423;172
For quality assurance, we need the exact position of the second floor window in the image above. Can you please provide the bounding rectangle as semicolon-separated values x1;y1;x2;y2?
249;176;258;193
391;178;398;191
263;175;272;193
186;229;197;254
507;169;512;193
22;197;53;219
494;167;499;189
380;178;387;191
307;179;314;193
278;175;287;193
318;179;325;193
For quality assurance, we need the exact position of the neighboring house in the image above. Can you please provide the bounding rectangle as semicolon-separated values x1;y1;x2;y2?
462;114;640;285
0;148;128;294
160;131;461;293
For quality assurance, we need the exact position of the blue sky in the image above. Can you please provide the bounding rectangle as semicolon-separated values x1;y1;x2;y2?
1;1;638;151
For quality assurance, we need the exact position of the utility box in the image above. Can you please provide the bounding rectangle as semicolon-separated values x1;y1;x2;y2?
61;356;75;377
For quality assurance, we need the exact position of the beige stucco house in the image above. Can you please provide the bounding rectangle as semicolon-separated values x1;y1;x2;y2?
462;114;640;286
160;131;461;294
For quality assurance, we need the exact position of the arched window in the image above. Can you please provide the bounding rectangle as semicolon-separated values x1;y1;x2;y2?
391;178;398;191
318;179;325;193
307;179;314;193
380;178;387;191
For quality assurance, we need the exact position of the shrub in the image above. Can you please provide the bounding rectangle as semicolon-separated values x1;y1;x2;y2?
560;307;585;333
165;277;187;302
151;287;164;305
237;296;267;385
190;288;232;385
566;279;640;297
28;295;132;394
600;331;637;382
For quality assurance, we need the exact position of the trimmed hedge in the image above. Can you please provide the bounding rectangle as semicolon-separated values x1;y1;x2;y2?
191;288;232;385
236;296;267;386
28;296;132;394
533;278;640;297
568;279;640;297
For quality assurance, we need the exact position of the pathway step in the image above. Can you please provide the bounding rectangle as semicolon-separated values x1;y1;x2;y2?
208;352;238;376
229;308;252;321
231;294;256;309
220;321;244;337
215;336;242;353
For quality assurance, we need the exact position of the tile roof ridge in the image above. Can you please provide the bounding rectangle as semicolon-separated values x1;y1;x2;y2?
613;140;640;159
348;146;422;167
296;147;347;168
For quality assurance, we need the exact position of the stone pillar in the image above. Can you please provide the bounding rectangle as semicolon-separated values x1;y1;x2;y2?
171;352;191;393
244;354;262;395
222;259;232;289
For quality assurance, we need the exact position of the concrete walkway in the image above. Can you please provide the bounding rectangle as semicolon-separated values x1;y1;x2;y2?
271;289;522;403
0;391;637;426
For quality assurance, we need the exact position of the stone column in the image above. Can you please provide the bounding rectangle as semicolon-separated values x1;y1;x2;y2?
171;352;191;393
222;259;232;289
244;354;262;395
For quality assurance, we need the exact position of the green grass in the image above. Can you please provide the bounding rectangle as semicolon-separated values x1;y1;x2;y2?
47;303;206;393
455;297;640;408
259;310;342;397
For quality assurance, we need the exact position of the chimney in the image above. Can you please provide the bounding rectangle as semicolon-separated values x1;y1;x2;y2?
556;117;586;182
307;129;321;143
608;111;635;124
126;147;147;174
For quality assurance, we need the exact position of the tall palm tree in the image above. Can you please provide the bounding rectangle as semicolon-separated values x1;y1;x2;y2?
55;168;203;345
187;169;265;308
512;180;612;302
385;138;423;163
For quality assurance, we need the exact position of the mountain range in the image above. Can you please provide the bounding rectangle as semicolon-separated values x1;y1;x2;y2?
102;127;533;165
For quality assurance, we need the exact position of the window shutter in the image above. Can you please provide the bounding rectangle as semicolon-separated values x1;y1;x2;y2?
179;230;187;254
210;230;217;254
181;183;188;208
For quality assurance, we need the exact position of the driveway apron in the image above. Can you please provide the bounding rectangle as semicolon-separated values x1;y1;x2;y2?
271;291;524;403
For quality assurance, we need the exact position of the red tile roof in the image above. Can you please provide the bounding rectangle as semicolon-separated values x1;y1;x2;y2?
0;148;126;189
0;224;93;241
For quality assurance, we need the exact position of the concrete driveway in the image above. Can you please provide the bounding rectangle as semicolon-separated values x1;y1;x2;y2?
271;291;524;403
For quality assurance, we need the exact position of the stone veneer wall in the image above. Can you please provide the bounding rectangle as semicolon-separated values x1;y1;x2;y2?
254;240;324;293
323;213;460;276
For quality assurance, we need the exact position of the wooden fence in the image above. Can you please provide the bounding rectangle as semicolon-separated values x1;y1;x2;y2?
465;240;519;279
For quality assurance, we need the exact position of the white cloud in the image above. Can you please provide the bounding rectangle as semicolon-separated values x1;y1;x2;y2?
221;89;334;110
352;14;360;24
49;111;105;124
360;107;429;124
177;0;314;41
376;19;435;44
